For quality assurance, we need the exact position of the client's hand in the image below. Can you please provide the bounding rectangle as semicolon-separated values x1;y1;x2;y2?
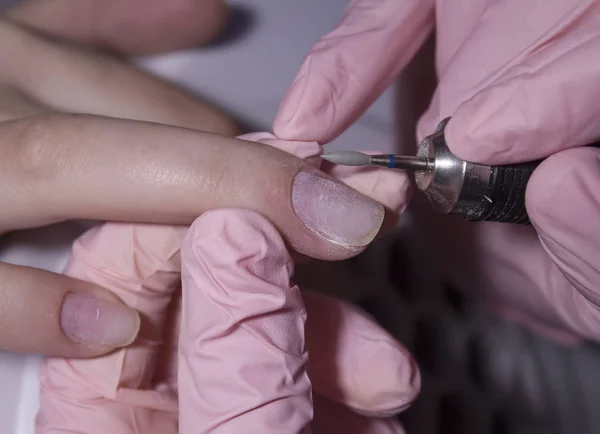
6;0;230;56
0;3;410;361
36;210;419;433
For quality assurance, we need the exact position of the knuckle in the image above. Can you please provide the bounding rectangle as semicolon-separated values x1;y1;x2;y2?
8;114;71;185
199;164;229;196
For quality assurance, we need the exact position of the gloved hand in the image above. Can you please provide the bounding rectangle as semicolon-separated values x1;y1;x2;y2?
274;0;600;344
0;1;410;357
36;210;419;433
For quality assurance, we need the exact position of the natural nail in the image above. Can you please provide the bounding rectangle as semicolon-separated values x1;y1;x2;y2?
292;171;384;247
61;293;140;348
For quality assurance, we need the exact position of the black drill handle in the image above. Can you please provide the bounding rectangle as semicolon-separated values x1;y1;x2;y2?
470;142;600;225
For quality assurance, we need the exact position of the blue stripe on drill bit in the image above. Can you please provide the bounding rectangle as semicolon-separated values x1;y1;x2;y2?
388;154;395;168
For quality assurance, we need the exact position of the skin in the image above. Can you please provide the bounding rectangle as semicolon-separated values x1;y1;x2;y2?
5;0;230;55
0;1;412;357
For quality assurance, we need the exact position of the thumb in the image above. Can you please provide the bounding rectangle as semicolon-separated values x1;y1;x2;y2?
273;0;434;143
444;7;600;165
526;146;600;340
178;209;312;433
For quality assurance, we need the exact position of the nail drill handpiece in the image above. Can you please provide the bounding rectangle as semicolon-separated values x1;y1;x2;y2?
322;118;598;225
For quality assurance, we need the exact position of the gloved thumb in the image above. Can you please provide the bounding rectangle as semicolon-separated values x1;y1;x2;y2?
526;146;600;341
443;7;600;165
274;0;434;144
178;209;312;433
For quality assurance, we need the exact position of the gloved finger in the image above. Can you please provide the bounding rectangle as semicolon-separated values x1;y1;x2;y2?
440;2;600;164
304;291;420;417
5;0;229;55
0;20;238;135
416;0;556;139
525;146;600;341
239;132;323;166
178;209;312;433
0;115;385;261
312;394;405;434
273;0;435;143
0;261;139;356
37;223;186;434
243;133;412;228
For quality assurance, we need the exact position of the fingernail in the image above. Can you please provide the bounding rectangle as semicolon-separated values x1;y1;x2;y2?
292;171;384;247
61;293;140;348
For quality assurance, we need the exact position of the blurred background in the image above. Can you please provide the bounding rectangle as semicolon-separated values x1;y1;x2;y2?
1;1;599;433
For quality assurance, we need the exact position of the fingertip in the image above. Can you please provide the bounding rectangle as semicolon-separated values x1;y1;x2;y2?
263;138;322;163
191;0;230;45
273;75;340;144
524;147;600;338
291;170;385;249
444;114;471;159
273;59;310;138
230;136;385;258
237;131;277;142
305;293;420;416
526;148;574;225
445;80;534;164
121;306;141;346
444;112;495;163
238;131;323;163
352;340;421;416
0;261;142;358
274;0;434;144
127;0;230;53
526;147;600;241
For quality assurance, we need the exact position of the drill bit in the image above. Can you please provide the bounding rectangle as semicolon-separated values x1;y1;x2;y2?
322;150;434;171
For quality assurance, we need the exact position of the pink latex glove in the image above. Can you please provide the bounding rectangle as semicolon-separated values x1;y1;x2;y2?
274;0;600;345
36;210;419;433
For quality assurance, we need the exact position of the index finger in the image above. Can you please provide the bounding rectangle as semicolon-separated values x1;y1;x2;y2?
6;0;229;55
273;0;434;144
0;114;385;261
178;209;312;434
